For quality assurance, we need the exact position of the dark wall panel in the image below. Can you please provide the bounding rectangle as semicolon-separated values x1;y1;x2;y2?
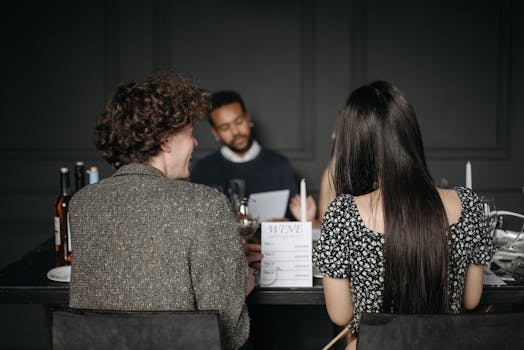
166;0;315;160
0;2;109;267
0;1;522;349
357;0;522;213
365;0;509;158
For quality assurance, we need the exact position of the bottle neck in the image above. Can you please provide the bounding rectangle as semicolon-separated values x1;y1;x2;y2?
75;165;86;191
60;173;71;196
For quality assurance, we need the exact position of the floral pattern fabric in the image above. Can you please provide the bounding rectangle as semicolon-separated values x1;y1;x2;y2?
312;187;495;336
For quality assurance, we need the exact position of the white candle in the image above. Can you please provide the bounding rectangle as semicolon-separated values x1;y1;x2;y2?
300;178;307;222
466;161;472;189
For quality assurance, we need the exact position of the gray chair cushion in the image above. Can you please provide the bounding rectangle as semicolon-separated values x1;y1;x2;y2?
52;308;223;350
357;312;524;350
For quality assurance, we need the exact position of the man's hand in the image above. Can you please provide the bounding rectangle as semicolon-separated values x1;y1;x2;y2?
244;243;262;296
243;243;263;270
289;194;317;221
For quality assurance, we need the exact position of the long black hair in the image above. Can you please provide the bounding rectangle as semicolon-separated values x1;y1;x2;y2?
332;81;449;313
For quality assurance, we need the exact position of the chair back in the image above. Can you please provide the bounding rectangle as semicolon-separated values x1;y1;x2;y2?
357;312;524;350
52;308;223;350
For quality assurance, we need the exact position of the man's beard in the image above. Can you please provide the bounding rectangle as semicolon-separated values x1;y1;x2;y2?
226;135;253;154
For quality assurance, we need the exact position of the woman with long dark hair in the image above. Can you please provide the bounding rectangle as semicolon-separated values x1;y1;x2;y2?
313;81;495;348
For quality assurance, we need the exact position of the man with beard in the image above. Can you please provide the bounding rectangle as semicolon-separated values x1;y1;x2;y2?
191;90;298;218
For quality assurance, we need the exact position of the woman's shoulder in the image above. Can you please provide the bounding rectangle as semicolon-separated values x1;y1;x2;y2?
451;187;484;215
437;188;462;225
324;193;358;221
444;187;485;226
328;193;354;209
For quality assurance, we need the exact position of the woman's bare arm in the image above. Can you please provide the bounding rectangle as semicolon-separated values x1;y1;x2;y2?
322;276;354;325
463;264;484;310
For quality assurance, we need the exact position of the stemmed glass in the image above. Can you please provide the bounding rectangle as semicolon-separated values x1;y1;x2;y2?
228;178;245;213
481;197;498;239
480;197;501;278
236;197;260;243
491;224;524;282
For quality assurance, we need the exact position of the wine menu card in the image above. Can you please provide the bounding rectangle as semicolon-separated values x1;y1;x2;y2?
260;222;313;287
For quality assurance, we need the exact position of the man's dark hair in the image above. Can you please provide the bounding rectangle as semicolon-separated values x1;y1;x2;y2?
95;72;210;169
208;90;247;126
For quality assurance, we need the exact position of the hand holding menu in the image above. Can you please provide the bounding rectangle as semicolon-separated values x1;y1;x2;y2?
248;190;290;221
260;221;312;287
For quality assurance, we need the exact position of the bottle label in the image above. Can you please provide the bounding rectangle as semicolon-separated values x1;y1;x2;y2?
54;216;61;245
67;212;72;252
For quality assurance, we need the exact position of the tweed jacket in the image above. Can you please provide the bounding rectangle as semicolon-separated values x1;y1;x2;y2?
69;163;249;349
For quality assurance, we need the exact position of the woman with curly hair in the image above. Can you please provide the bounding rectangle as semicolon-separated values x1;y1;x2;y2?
68;72;255;349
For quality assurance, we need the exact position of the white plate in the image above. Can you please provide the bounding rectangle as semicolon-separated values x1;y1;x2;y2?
47;265;71;282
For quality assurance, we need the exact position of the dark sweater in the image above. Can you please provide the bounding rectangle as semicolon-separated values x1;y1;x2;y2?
191;148;299;205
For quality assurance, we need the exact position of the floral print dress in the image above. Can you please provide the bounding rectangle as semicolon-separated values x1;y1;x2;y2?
312;187;495;336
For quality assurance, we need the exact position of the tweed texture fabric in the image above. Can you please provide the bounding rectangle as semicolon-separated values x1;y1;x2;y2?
69;163;249;349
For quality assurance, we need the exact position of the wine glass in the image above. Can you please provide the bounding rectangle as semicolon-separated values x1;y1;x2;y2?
236;197;260;242
480;197;498;274
481;197;498;238
491;224;524;283
228;178;245;213
505;224;524;251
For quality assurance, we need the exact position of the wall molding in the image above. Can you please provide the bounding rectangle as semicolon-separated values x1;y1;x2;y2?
153;0;170;70
421;1;512;160
156;0;318;162
280;0;316;161
352;1;513;161
0;148;100;161
426;2;511;159
349;0;367;90
0;0;119;162
102;0;120;99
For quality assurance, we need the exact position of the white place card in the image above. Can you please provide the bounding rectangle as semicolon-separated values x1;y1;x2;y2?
249;190;290;221
260;221;313;287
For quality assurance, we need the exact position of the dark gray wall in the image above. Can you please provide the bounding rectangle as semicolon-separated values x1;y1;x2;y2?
1;0;523;348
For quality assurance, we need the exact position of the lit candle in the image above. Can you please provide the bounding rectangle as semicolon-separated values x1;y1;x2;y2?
466;161;472;189
300;178;307;222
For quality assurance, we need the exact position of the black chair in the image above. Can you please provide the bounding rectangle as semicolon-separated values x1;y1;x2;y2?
357;312;524;350
52;308;223;350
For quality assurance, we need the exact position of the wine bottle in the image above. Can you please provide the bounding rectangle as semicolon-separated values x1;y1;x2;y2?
88;166;99;184
74;161;86;192
54;167;72;266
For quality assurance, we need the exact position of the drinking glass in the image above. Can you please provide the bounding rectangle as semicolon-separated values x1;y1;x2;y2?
491;224;524;283
236;197;260;242
506;224;524;252
480;197;498;273
228;178;245;212
481;197;498;238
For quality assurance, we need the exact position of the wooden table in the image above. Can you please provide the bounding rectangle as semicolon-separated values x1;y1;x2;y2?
1;238;524;306
2;238;524;349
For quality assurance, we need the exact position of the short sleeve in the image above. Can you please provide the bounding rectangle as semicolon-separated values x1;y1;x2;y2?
312;195;351;279
464;190;496;265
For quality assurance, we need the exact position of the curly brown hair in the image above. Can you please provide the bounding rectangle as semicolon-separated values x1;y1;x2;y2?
95;72;210;169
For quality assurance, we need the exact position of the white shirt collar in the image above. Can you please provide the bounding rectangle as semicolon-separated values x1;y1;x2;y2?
220;140;261;163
